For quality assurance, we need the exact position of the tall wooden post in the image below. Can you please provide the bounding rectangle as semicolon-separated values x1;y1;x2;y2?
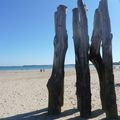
99;0;118;119
89;9;106;110
72;0;91;117
72;8;81;112
47;5;68;115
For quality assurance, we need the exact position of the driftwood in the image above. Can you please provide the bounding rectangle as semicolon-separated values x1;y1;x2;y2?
72;0;91;117
99;0;118;119
47;5;68;115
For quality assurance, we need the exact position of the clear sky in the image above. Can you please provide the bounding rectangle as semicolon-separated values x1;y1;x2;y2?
0;0;120;66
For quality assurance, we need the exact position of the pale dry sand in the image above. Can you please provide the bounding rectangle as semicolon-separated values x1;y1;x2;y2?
0;68;120;120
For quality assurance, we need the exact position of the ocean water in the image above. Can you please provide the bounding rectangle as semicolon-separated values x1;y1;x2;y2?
0;64;75;71
0;65;52;71
0;64;119;71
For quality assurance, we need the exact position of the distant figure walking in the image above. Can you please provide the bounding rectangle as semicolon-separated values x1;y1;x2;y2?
40;69;45;72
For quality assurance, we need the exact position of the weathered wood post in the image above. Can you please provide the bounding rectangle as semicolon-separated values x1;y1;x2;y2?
99;0;118;119
72;0;91;117
72;8;81;112
47;5;68;115
89;8;106;110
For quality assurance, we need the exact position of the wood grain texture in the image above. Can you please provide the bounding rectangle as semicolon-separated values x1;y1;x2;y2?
89;8;106;111
99;0;118;119
47;5;68;115
72;0;91;118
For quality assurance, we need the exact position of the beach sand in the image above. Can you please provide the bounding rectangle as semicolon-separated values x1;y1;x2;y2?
0;68;120;120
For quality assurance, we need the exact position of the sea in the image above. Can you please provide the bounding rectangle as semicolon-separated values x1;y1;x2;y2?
0;64;75;71
0;64;119;71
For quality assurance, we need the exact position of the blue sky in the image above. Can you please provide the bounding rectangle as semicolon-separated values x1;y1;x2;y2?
0;0;120;66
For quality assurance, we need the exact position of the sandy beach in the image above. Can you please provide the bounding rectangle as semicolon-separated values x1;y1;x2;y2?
0;68;120;120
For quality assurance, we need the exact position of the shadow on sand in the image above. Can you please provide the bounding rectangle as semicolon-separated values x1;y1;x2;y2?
1;108;111;120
